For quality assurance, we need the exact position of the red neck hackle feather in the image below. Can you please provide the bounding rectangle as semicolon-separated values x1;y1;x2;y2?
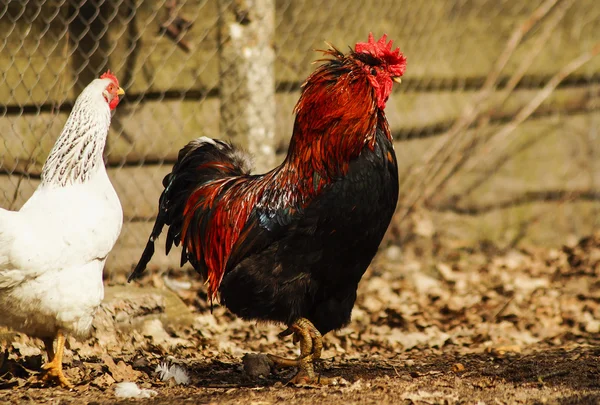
282;34;404;189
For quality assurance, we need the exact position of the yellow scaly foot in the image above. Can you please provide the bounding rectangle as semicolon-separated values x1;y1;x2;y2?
268;318;334;385
38;331;73;389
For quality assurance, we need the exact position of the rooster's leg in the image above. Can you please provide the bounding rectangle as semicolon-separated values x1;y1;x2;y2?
40;331;73;388
268;318;328;384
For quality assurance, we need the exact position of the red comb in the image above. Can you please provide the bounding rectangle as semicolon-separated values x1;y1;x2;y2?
100;70;119;87
355;33;407;77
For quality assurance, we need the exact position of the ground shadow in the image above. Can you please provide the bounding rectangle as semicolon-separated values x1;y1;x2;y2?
178;344;600;391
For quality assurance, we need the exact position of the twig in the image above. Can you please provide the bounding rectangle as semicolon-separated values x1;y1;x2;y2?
538;369;570;383
430;189;600;215
493;295;515;321
417;0;559;180
462;41;600;173
416;0;564;204
459;121;563;198
397;0;560;221
500;0;575;107
506;211;545;249
427;0;576;198
480;0;560;92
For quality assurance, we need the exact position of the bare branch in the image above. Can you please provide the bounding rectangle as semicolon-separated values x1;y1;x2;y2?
431;189;600;216
397;0;562;222
426;0;577;196
462;41;600;174
458;121;563;199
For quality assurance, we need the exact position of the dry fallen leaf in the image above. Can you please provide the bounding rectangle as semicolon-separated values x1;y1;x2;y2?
452;363;465;373
485;345;522;357
101;354;142;383
2;232;600;402
91;372;116;389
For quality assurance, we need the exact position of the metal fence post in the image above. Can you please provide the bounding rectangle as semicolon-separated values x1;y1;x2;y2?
218;0;276;173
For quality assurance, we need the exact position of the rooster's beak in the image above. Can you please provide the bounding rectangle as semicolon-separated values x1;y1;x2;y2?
393;77;402;84
117;87;125;96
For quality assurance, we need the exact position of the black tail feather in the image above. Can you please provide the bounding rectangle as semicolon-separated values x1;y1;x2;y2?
127;214;166;282
128;137;253;282
128;237;156;282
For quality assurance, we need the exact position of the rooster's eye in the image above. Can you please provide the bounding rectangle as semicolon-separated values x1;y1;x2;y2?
370;68;377;76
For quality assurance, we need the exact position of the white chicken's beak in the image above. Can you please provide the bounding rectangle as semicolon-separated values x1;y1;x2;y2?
393;77;402;84
117;87;125;96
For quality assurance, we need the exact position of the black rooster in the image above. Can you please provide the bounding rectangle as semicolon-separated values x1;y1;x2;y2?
130;33;405;383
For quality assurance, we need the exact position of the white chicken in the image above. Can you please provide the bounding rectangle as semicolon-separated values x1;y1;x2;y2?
0;71;124;388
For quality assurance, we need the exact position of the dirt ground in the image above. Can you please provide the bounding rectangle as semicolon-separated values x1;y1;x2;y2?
2;233;600;404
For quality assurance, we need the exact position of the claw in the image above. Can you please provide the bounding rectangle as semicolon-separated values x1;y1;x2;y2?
37;331;73;389
40;362;73;389
267;352;311;367
289;370;336;385
278;327;294;338
268;318;331;384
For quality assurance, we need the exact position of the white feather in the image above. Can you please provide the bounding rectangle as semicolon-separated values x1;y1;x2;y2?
114;382;157;399
155;362;190;385
195;136;216;146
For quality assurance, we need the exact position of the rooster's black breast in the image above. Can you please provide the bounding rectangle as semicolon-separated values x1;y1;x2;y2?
219;129;399;334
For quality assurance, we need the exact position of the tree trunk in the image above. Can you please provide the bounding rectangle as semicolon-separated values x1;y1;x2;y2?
218;0;276;173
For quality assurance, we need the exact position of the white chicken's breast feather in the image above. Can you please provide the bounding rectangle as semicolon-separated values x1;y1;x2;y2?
0;77;123;339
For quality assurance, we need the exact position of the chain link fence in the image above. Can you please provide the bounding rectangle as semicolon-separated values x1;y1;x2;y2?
1;0;599;272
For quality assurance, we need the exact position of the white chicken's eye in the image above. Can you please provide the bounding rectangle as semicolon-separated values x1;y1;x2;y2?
370;68;377;76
